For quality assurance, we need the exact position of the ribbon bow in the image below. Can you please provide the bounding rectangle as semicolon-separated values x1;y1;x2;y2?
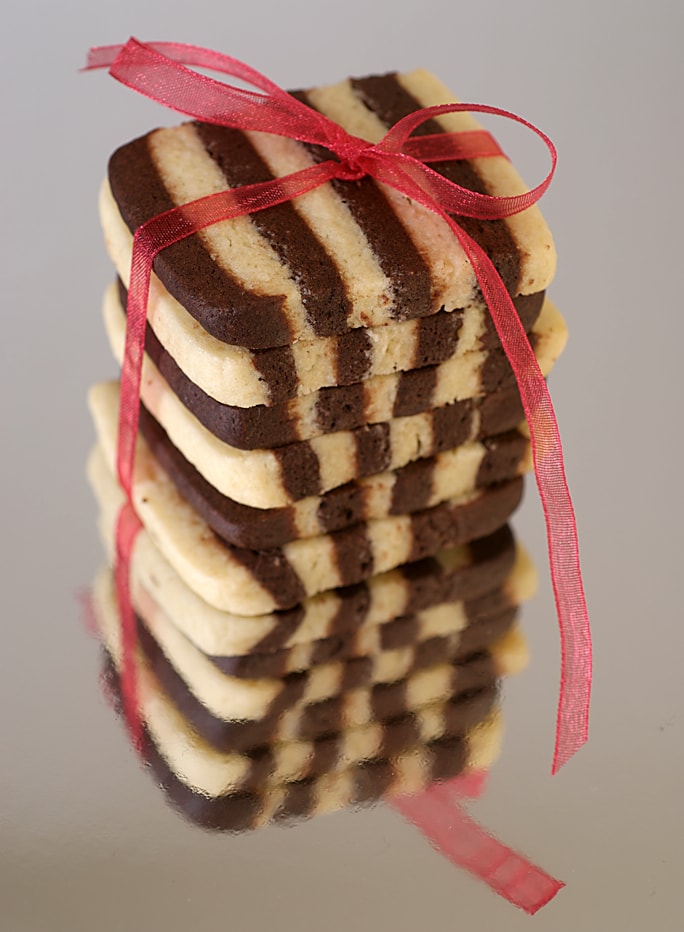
86;38;591;774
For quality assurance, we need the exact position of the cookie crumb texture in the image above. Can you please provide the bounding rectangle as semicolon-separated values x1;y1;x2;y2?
88;66;559;829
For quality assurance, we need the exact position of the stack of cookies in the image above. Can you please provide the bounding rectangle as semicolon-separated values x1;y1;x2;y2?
88;68;565;829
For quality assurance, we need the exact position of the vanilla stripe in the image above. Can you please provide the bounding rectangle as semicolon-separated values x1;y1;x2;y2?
246;130;394;329
147;125;308;337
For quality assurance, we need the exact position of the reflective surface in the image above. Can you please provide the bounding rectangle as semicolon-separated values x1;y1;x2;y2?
3;2;683;929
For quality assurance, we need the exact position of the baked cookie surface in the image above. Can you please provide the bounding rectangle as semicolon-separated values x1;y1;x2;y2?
103;70;555;350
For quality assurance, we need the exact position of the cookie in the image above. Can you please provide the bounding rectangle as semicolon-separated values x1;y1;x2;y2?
97;574;514;732
96;485;523;657
101;298;565;510
138;404;532;549
106;278;544;410
87;437;523;615
206;606;520;681
91;376;531;548
184;551;535;678
104;280;549;448
102;70;555;350
102;648;503;831
95;566;518;746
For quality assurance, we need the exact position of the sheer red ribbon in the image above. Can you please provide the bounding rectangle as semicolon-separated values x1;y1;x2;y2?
393;776;564;914
85;39;591;773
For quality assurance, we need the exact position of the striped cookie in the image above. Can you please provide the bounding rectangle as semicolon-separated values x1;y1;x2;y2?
102;299;565;510
109;277;545;409
98;603;500;792
102;651;503;831
96;483;522;657
92;378;531;550
96;573;515;732
88;436;523;615
135;621;509;752
103;70;555;350
95;569;522;751
104;281;550;449
205;606;519;680
139;406;532;549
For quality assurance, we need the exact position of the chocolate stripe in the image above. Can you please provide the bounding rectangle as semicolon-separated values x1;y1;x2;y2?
315;482;370;536
325;582;372;640
195;123;352;338
330;524;374;588
275;442;322;500
412;311;464;366
354;422;392;477
350;74;522;294
476;432;529;488
390;456;438;514
429;399;476;454
354;759;395;804
393;367;438;419
334;327;373;385
379;615;422;652
108;136;291;348
251;345;299;406
226;546;307;610
480;331;540;393
315;381;365;435
293;89;434;317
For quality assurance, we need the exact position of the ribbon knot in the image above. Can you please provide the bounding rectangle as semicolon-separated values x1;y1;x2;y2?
321;124;377;181
85;38;592;776
335;154;371;182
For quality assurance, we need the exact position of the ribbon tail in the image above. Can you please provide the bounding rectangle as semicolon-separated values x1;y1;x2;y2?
462;241;592;774
86;39;342;148
114;502;144;754
393;787;564;914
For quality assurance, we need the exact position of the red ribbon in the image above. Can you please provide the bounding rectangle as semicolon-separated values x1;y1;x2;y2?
85;39;591;774
393;778;564;914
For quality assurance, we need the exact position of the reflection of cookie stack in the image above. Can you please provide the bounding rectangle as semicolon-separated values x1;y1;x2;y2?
88;69;564;828
93;565;529;830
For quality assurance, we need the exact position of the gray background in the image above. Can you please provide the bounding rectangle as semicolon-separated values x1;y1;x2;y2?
2;1;683;929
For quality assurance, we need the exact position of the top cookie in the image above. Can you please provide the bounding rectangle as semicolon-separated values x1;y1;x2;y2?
104;69;556;350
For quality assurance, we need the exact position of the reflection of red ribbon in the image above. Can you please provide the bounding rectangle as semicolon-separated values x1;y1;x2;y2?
394;774;564;914
86;39;591;771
